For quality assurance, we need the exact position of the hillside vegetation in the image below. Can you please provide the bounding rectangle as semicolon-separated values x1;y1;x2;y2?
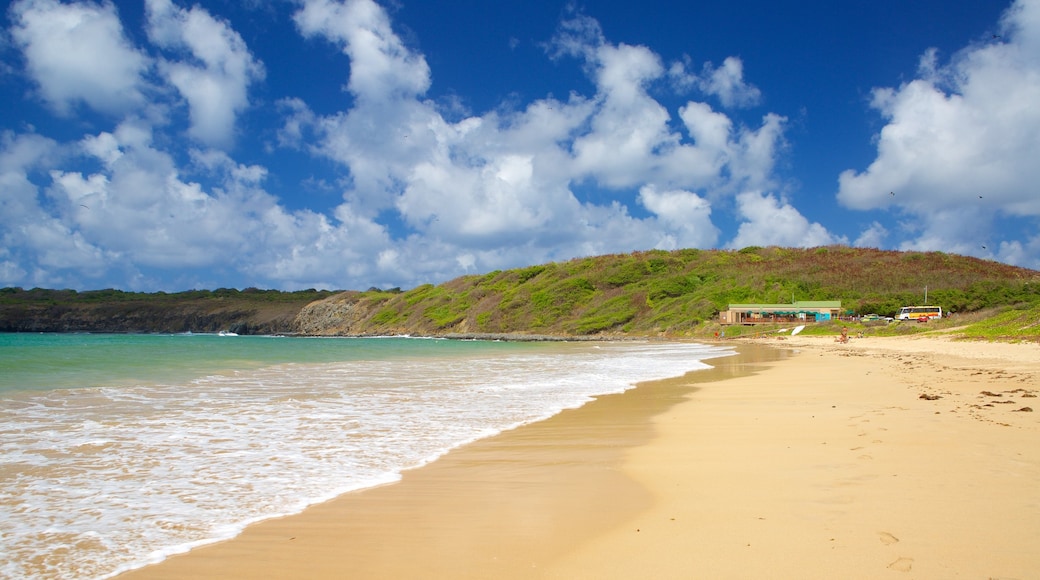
2;247;1037;339
295;246;1040;338
0;287;333;334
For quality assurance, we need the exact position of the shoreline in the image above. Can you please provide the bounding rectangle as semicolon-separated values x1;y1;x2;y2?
119;335;1040;579
117;343;778;579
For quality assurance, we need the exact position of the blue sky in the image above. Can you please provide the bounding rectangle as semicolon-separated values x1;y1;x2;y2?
1;0;1037;292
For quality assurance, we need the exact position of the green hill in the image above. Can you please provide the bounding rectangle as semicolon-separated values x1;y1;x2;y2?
294;246;1040;338
2;247;1037;339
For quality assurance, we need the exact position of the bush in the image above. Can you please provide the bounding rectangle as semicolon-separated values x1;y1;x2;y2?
571;295;638;334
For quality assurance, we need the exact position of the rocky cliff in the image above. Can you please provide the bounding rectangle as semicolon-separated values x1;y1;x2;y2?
291;291;381;335
0;288;332;335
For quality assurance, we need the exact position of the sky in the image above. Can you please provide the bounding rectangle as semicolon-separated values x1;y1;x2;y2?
1;0;1038;292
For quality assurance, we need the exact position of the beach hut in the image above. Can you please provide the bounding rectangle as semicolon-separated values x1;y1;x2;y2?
718;301;842;325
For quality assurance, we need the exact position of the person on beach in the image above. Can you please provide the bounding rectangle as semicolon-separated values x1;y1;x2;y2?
836;326;849;343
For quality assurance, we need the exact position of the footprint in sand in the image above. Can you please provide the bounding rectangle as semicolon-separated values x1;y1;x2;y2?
887;557;913;572
878;531;899;545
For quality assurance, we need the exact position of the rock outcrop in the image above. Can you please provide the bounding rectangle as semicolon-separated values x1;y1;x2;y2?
293;292;377;335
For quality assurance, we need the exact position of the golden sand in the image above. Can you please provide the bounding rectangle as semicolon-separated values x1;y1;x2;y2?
120;335;1040;579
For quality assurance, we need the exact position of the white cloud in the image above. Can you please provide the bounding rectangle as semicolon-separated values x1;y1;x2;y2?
0;130;59;174
0;131;111;287
21;219;107;271
243;203;392;290
146;0;265;148
0;259;28;285
996;235;1040;269
837;0;1040;256
1;1;795;291
0;132;60;228
569;41;675;188
546;11;605;62
275;97;317;148
895;206;997;258
670;56;762;109
59;118;404;289
293;0;430;101
280;2;792;282
727;112;787;192
555;14;784;192
9;0;148;115
853;221;888;248
729;191;844;248
701;57;762;108
35;121;308;276
189;148;267;184
1003;0;1040;55
638;185;719;248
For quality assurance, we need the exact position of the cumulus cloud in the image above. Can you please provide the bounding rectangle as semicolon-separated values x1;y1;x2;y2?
552;18;778;191
288;1;798;277
293;0;430;100
0;120;355;290
146;0;265;148
0;130;110;287
699;57;762;108
894;206;998;258
51;121;246;268
996;234;1040;267
837;0;1040;262
569;42;673;187
853;221;888;248
638;185;719;248
289;1;789;268
9;0;149;115
1;0;798;291
669;56;762;109
729;191;844;248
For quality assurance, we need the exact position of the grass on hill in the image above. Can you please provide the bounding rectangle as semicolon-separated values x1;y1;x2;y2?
952;303;1040;342
326;246;1040;339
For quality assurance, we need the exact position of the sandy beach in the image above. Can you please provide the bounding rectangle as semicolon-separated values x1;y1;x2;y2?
120;334;1040;579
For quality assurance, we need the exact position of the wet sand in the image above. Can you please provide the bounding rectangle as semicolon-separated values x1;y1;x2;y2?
120;335;1040;579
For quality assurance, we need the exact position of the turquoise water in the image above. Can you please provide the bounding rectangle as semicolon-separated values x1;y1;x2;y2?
0;333;732;579
0;332;526;392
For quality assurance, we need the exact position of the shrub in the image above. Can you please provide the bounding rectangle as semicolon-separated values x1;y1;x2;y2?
571;295;638;334
517;265;547;283
370;308;403;326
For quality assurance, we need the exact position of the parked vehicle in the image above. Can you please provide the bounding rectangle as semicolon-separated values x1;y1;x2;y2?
897;305;942;321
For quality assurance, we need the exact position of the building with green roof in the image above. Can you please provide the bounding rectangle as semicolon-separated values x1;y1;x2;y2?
719;301;842;325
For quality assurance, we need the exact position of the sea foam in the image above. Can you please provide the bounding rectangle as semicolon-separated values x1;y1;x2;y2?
0;339;731;579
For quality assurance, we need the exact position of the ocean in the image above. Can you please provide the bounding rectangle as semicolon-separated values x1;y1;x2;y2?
0;333;732;579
